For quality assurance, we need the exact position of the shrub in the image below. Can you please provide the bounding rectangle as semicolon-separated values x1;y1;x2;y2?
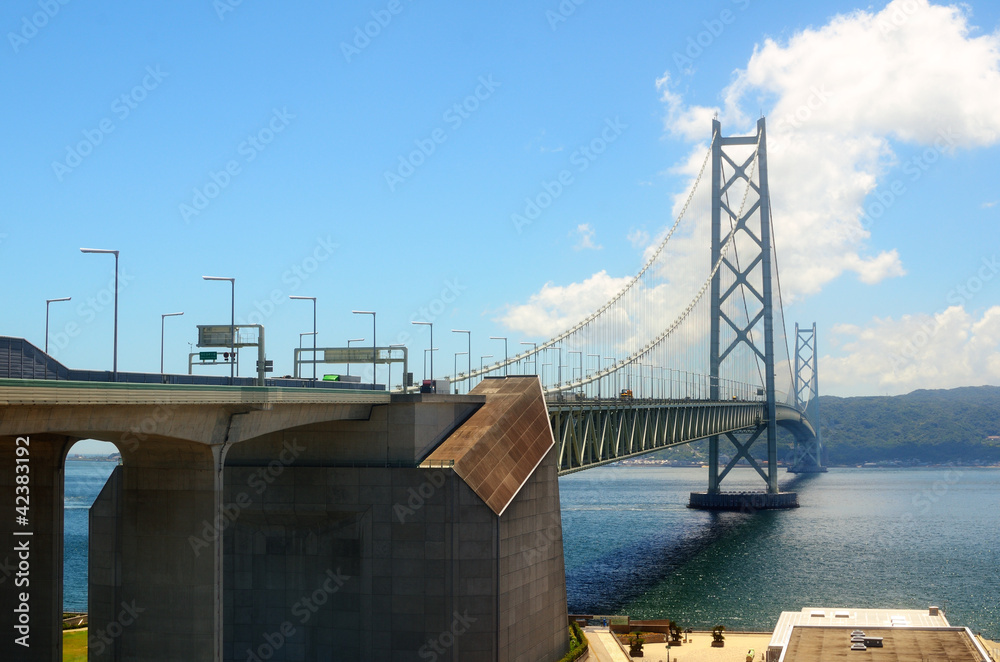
558;622;589;662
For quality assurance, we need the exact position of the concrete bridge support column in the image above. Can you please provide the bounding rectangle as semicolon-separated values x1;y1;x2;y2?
89;441;223;661
0;434;75;662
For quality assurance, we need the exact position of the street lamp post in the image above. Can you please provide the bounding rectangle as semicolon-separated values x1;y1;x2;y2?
454;351;468;392
389;343;406;393
411;321;433;382
290;296;317;382
480;355;493;373
603;357;615;397
80;248;119;379
202;276;235;384
45;297;72;355
587;353;599;399
423;348;438;382
569;350;582;383
520;341;537;376
451;330;471;392
297;332;316;378
551;346;563;386
346;338;365;376
160;311;184;374
489;336;508;376
354;311;376;390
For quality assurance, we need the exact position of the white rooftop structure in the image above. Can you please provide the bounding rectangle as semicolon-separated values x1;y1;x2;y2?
767;607;953;661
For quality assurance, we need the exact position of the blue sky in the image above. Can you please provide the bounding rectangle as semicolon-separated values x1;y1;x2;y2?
3;0;1000;454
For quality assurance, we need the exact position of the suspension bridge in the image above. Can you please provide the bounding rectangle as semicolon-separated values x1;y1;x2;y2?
0;118;827;661
444;118;826;506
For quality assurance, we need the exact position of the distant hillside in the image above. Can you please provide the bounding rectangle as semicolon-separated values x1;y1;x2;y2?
817;385;1000;465
647;386;1000;466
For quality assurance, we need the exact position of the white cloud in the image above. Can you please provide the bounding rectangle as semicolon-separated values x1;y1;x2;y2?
500;0;1000;350
823;305;1000;395
655;0;1000;300
572;223;602;251
498;271;631;337
627;228;650;248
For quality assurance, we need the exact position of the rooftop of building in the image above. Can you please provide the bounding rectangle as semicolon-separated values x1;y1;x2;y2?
782;626;988;662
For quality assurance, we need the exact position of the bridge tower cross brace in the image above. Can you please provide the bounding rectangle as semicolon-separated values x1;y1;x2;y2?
708;117;779;495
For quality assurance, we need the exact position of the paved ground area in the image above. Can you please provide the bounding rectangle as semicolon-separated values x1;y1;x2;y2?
978;635;1000;662
583;627;632;662
585;629;773;662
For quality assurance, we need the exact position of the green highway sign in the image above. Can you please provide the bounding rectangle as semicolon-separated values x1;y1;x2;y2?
200;351;218;361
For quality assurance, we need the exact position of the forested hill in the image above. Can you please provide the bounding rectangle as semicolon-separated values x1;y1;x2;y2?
818;385;1000;465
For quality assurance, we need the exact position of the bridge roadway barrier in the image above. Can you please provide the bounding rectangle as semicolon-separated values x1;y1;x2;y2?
0;375;570;661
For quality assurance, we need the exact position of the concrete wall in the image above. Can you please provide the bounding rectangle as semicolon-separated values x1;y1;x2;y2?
221;465;499;661
3;383;567;662
220;451;568;662
88;440;222;661
88;465;122;662
218;390;568;661
499;446;568;662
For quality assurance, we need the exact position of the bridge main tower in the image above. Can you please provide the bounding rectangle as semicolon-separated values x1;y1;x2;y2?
788;322;827;473
690;117;799;510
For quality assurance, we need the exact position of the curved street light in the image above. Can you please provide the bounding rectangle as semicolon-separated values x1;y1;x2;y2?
202;276;235;384
289;296;317;382
45;297;72;355
80;248;119;379
411;321;433;381
160;311;184;374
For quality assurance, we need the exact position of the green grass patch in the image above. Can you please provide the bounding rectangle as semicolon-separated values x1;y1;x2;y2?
63;628;87;662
